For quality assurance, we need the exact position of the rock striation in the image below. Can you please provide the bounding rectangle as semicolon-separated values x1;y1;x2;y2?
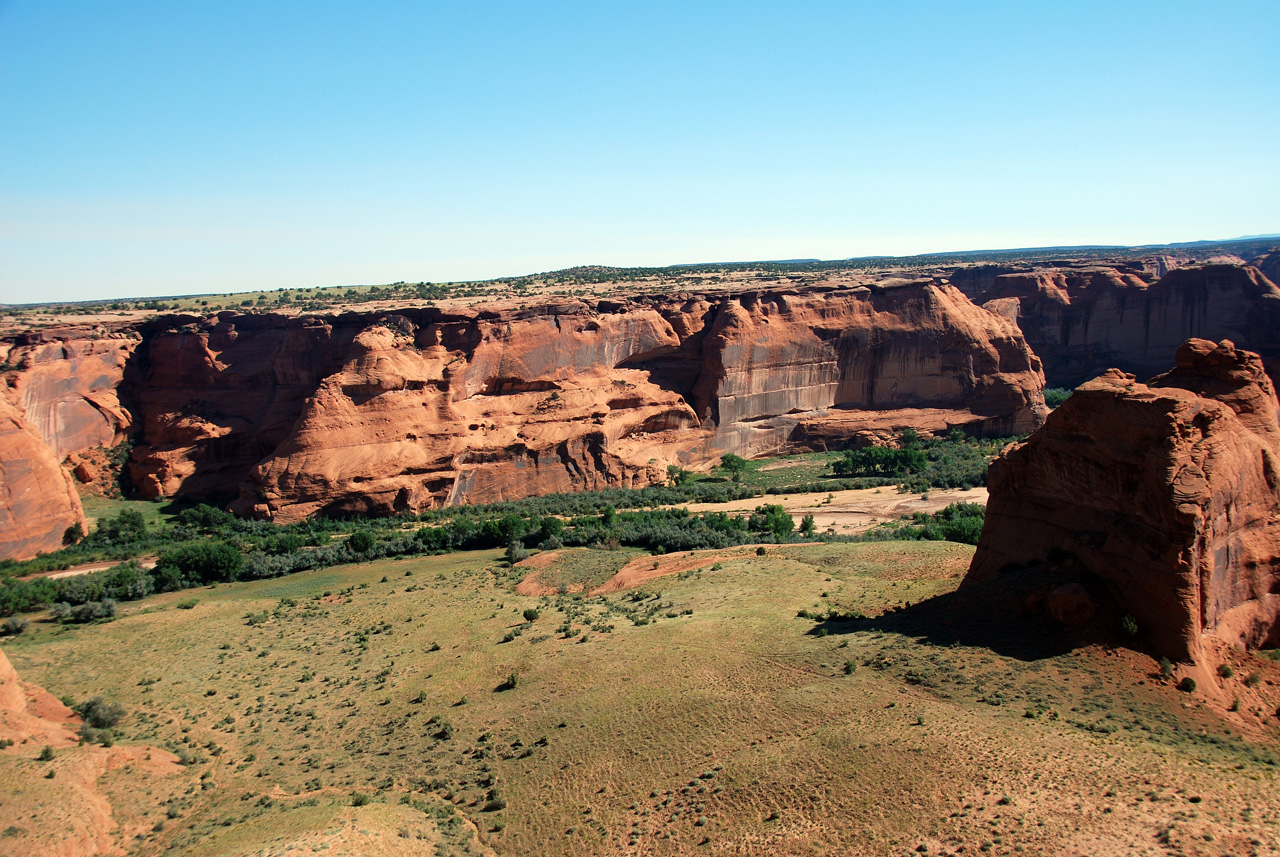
961;263;1280;387
111;281;1045;522
965;339;1280;669
1;331;137;460
0;395;86;560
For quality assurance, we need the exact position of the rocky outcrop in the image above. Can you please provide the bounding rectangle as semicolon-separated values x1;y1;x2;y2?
1;331;137;460
1253;249;1280;288
105;282;1046;521
0;280;1045;541
965;339;1280;669
968;263;1280;387
0;395;85;560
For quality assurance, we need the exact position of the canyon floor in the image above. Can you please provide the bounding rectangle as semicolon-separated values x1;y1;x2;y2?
4;540;1279;857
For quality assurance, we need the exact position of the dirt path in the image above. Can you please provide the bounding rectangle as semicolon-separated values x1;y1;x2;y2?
682;485;988;534
18;557;157;582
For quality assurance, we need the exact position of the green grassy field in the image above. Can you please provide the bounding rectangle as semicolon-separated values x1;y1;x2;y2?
4;542;1280;856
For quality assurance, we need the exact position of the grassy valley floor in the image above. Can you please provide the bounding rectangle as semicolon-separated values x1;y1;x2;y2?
3;541;1279;856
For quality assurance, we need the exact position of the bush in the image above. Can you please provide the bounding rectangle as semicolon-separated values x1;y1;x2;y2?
74;696;125;728
522;608;539;622
747;504;793;539
505;541;531;565
1120;615;1139;637
347;531;376;553
1;617;28;636
1044;388;1072;409
1178;677;1196;693
1217;663;1234;679
62;522;84;546
153;542;243;589
69;599;116;623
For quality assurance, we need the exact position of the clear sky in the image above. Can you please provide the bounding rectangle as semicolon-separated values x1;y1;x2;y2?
1;1;1276;303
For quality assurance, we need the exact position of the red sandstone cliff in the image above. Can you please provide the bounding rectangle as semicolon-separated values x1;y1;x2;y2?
1;332;137;460
0;280;1046;547
965;263;1280;387
108;282;1045;522
0;394;85;560
965;339;1280;672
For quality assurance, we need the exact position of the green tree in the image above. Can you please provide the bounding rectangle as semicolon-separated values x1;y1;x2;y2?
153;541;243;589
347;531;376;553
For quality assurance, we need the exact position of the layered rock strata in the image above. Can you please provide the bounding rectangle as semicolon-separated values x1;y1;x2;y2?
0;395;85;560
959;263;1280;387
965;339;1280;668
114;281;1045;522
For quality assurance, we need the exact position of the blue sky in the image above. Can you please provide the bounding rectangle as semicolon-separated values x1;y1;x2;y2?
1;1;1276;302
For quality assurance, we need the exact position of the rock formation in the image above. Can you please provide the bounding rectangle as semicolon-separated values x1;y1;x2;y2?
111;281;1045;522
1;330;137;460
961;263;1280;387
0;395;86;560
0;279;1045;551
965;339;1280;670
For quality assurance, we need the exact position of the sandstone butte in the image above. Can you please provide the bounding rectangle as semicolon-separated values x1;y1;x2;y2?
966;338;1280;685
952;261;1280;387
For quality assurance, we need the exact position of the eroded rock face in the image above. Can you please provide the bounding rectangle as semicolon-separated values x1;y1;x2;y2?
965;339;1280;667
970;263;1280;387
108;282;1045;521
1;331;137;460
0;396;85;560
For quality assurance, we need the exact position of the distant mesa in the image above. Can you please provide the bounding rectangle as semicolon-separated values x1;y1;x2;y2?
966;338;1280;683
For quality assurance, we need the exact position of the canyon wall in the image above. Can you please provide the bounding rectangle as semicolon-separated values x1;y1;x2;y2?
0;395;85;560
965;339;1280;671
956;262;1280;387
120;281;1044;522
0;278;1047;551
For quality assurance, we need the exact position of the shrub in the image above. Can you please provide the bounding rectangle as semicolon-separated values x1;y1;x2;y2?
522;608;539;622
1044;388;1073;409
347;531;376;553
37;745;54;762
1217;663;1234;679
1;617;28;636
74;696;125;728
505;541;531;565
62;522;84;546
153;542;243;589
1178;677;1196;693
1159;657;1174;679
175;598;199;610
1120;615;1139;637
69;599;116;623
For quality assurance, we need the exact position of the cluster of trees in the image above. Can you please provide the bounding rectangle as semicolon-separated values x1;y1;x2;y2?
854;503;986;545
828;429;1011;493
0;500;806;618
0;431;1010;620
